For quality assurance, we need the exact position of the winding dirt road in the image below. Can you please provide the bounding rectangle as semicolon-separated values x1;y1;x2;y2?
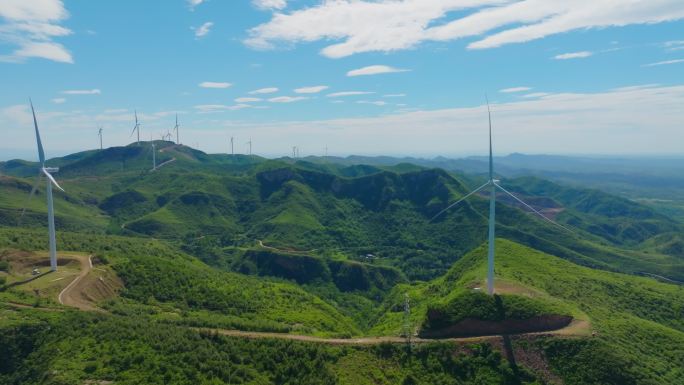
44;254;590;346
57;254;102;312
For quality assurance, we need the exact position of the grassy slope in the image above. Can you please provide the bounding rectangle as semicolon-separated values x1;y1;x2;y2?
371;239;684;384
0;227;358;337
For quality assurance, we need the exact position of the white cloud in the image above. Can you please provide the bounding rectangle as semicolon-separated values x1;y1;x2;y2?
61;89;101;95
294;85;329;94
268;96;307;103
245;1;684;58
253;0;286;10
5;85;684;157
383;94;406;97
249;87;279;94
554;51;593;60
51;97;66;104
357;100;388;106
193;22;214;38
642;59;684;67
327;91;374;98
500;87;532;93
199;81;232;89
663;40;684;51
9;41;73;63
347;65;410;77
0;0;73;63
194;104;251;113
235;97;262;103
522;92;550;98
187;0;204;10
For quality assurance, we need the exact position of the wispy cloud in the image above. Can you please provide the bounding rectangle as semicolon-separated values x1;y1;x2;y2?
235;97;262;103
0;0;73;63
554;51;593;60
61;89;101;95
51;98;66;104
357;100;388;106
194;104;251;113
327;91;374;98
663;40;684;51
253;0;286;10
500;87;532;93
347;65;410;77
245;1;684;58
522;92;550;98
249;87;279;94
383;94;406;98
294;85;328;94
193;22;214;38
642;59;684;67
199;81;232;89
268;96;307;103
5;84;684;156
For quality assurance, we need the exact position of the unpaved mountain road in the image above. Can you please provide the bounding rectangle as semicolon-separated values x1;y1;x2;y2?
1;253;592;346
202;318;590;346
57;254;103;312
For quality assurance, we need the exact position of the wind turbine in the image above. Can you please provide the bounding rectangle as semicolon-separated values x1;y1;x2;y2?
247;137;252;156
431;97;570;295
173;114;180;144
98;126;103;150
151;142;156;170
131;110;141;144
26;100;65;272
230;136;234;156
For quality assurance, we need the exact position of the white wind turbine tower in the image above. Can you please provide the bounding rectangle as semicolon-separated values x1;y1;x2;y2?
27;100;65;272
247;137;252;156
131;110;141;144
173;114;180;144
431;98;570;295
230;136;234;156
151;142;156;170
98;126;103;150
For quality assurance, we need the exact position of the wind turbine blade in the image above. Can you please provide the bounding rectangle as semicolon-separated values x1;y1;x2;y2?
430;181;491;222
494;183;573;233
42;169;65;192
20;172;42;219
30;99;46;165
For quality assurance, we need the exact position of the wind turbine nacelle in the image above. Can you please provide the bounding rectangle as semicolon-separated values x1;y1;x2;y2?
44;167;59;173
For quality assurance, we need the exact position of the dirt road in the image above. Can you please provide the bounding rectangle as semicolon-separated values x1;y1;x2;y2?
199;318;589;346
57;254;102;312
47;254;590;346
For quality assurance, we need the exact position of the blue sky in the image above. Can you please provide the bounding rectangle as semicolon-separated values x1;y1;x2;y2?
1;0;684;160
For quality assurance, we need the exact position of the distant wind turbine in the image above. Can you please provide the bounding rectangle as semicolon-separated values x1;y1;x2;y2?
151;142;156;170
247;137;252;156
98;126;103;150
173;114;180;144
431;97;570;295
131;110;141;145
230;136;234;156
25;100;65;272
